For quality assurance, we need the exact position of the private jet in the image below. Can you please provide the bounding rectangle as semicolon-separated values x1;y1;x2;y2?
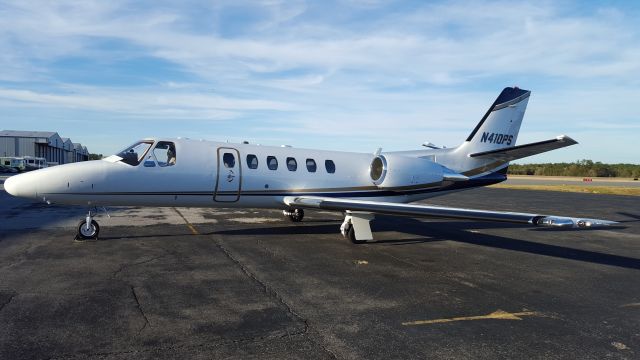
4;87;616;242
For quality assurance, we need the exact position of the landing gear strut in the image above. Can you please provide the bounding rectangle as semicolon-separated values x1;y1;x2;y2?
283;208;304;222
76;209;100;240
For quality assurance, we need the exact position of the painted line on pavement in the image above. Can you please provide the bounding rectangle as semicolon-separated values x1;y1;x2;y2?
173;207;199;235
402;309;540;326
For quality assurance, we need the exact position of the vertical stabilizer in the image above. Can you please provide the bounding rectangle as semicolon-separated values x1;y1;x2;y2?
463;87;530;154
434;87;532;177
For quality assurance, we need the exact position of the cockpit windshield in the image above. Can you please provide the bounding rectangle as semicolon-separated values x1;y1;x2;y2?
116;141;153;166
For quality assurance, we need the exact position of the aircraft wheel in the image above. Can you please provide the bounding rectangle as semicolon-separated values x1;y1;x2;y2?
345;224;366;244
287;208;304;222
76;219;100;240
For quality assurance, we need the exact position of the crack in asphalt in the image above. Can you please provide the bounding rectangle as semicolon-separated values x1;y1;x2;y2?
111;255;166;279
214;238;309;337
214;238;338;359
130;286;150;335
3;229;338;359
0;292;16;313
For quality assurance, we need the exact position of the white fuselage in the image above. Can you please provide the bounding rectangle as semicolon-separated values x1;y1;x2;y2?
6;138;491;209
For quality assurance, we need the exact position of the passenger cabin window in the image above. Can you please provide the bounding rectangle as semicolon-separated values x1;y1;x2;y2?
152;142;177;167
286;157;297;171
247;154;258;169
117;141;153;166
223;153;235;168
267;156;278;170
306;159;316;172
325;160;336;173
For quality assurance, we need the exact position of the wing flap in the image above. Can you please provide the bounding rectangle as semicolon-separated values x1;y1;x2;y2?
284;196;616;228
469;135;578;162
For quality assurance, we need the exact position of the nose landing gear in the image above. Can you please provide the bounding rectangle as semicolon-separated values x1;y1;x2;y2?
75;209;100;240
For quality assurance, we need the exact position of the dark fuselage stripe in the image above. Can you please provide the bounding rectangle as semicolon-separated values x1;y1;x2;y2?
44;175;505;198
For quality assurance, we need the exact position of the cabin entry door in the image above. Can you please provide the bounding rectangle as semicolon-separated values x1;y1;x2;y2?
214;147;241;202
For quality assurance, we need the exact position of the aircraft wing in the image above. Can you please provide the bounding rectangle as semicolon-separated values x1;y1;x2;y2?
283;196;616;228
468;135;578;162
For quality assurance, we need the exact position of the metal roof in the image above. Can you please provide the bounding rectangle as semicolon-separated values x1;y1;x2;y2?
0;130;58;138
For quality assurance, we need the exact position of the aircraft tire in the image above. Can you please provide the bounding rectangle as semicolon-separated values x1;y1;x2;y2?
76;219;100;240
347;225;366;244
287;208;304;222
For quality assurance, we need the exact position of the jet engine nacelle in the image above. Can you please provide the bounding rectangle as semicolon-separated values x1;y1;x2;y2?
369;154;445;188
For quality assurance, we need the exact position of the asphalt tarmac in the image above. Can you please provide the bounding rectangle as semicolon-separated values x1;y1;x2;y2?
0;187;639;359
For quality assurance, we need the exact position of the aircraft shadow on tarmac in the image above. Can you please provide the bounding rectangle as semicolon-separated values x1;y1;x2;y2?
617;212;640;223
3;191;638;270
212;215;640;271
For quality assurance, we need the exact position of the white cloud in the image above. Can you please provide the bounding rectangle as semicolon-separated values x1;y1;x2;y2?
0;1;638;161
0;86;295;119
2;1;638;84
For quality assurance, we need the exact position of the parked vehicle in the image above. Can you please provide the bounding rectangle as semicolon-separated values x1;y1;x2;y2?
23;156;48;171
0;164;17;173
0;157;26;172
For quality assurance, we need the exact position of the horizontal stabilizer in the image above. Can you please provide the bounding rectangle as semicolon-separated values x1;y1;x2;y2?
469;135;577;162
284;196;617;229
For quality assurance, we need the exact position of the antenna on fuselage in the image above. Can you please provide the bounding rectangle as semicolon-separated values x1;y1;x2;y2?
422;142;441;149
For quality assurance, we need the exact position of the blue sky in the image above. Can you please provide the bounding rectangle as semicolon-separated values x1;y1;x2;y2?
0;0;638;163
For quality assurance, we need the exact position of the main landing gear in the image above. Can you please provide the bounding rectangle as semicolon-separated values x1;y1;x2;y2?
341;212;374;244
76;209;100;240
282;208;374;244
283;208;304;222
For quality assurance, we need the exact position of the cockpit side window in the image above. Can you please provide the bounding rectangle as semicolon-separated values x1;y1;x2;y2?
116;141;153;166
152;142;177;167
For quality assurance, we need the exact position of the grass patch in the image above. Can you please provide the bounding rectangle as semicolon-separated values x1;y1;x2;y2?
489;184;640;196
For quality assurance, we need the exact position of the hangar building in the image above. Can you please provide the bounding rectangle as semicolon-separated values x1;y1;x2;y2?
0;130;89;164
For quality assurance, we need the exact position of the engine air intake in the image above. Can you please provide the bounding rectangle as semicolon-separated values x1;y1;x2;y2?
370;156;387;185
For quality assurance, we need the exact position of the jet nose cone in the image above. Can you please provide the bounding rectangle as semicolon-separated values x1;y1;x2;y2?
3;173;35;199
4;175;18;196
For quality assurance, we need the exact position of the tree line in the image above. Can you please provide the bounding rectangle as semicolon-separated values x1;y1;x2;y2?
508;160;640;178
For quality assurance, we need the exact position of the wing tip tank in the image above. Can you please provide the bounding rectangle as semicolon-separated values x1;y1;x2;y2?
534;216;618;228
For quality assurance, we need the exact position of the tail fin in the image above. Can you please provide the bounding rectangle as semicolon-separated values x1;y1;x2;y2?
463;87;530;154
433;87;577;178
436;87;531;177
